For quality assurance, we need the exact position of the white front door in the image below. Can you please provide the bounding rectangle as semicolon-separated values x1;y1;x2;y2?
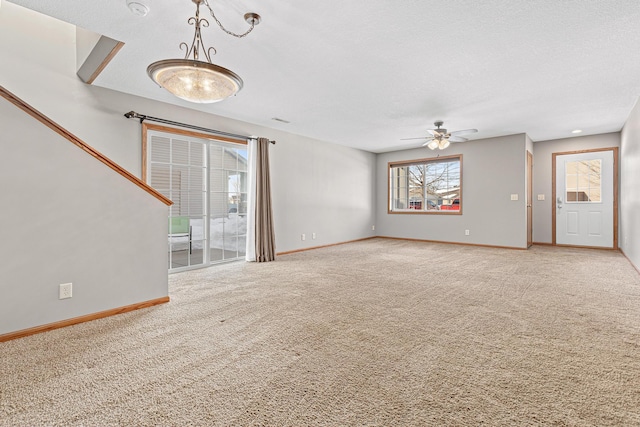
555;150;614;248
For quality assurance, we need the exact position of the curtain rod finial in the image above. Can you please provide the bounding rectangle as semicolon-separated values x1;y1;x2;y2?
123;111;146;123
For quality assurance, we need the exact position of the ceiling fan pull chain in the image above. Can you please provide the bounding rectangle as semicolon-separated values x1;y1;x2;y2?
203;0;259;38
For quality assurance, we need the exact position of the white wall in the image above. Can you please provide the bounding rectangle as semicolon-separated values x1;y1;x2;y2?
531;133;620;244
376;134;528;248
271;136;376;251
0;1;376;257
0;96;169;335
620;99;640;270
0;2;143;174
525;135;534;154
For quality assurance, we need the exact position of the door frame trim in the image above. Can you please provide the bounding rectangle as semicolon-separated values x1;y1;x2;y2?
551;147;618;248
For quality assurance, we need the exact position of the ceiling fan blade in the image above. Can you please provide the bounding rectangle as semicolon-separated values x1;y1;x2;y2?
401;137;432;141
449;128;478;136
421;139;436;147
448;136;468;142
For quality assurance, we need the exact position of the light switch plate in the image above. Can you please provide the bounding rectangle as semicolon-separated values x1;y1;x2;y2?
537;194;545;201
510;194;518;201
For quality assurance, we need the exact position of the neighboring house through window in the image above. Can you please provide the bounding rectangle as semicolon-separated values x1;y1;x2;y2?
389;155;462;214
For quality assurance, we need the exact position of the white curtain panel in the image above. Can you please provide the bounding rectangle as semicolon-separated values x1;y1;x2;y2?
245;138;257;262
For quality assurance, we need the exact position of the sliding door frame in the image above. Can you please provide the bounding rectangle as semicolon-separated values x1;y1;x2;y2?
142;123;248;272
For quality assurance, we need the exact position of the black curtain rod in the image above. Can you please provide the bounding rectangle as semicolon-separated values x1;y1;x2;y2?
123;111;275;144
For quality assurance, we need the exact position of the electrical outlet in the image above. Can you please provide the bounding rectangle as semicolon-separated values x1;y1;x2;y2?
312;233;316;239
301;234;306;241
59;283;72;299
465;229;470;236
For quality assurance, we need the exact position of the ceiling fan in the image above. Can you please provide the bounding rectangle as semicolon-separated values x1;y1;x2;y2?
402;120;478;150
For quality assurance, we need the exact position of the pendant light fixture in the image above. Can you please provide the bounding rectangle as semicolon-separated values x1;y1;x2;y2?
147;0;260;104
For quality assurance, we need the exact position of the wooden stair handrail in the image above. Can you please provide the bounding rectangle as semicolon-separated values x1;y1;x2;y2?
0;85;172;206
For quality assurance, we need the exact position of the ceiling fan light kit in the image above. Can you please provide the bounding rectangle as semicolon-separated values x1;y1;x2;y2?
438;139;450;150
147;0;260;104
427;140;439;150
402;120;478;150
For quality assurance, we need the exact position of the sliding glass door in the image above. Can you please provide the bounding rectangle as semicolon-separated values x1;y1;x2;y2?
209;145;248;263
146;126;247;272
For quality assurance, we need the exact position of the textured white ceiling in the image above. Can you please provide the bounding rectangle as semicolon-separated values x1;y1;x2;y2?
7;0;640;152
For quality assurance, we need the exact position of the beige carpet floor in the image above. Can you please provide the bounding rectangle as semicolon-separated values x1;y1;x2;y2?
1;238;640;426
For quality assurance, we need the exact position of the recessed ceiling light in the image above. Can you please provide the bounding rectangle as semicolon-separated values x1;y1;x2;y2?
571;129;582;134
126;0;149;16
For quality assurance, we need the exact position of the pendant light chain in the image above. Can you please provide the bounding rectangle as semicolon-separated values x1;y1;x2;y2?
203;0;257;38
